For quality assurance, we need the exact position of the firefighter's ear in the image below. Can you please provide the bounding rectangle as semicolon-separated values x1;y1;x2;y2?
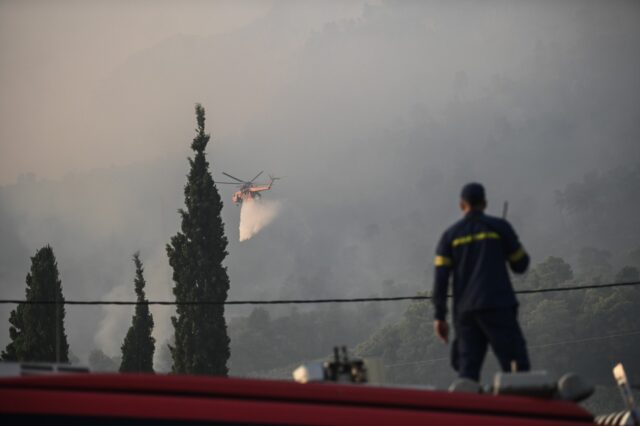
460;199;470;213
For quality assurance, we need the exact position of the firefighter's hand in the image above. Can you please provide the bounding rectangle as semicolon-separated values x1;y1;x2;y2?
434;320;449;343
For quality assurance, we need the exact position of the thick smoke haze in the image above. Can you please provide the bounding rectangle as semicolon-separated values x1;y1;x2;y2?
1;0;639;374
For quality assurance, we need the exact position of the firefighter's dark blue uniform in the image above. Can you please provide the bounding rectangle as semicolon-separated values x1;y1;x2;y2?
433;209;531;381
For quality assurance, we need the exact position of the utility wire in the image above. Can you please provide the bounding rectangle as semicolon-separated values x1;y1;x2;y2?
385;329;640;368
0;281;638;306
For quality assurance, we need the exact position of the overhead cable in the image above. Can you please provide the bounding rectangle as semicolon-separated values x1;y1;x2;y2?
0;280;638;306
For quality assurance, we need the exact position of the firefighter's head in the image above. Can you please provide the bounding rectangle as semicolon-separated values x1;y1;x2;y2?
460;182;486;213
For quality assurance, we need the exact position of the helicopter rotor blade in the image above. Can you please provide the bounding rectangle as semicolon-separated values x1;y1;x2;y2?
249;171;264;183
222;172;247;183
214;181;242;185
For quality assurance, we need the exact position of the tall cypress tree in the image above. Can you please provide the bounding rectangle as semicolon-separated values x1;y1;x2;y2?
119;252;155;373
1;245;69;362
167;104;230;375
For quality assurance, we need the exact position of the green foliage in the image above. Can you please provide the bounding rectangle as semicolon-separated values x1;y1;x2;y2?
229;304;384;375
615;266;639;283
119;252;155;373
356;297;453;386
522;298;573;343
167;104;230;375
356;254;640;388
577;247;613;281
1;245;69;362
534;256;573;287
89;349;119;372
517;258;640;387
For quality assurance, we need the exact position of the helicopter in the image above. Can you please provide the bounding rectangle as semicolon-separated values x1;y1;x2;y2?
215;171;280;205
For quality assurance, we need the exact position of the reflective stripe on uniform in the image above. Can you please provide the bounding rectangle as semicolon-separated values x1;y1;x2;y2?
451;232;500;247
508;247;527;263
434;255;453;267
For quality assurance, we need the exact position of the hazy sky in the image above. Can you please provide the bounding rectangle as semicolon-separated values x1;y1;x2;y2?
1;0;638;365
0;0;370;184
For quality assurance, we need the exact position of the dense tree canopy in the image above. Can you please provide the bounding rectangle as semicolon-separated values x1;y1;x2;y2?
356;256;640;389
119;252;155;373
89;349;119;372
229;304;383;375
167;104;231;375
533;256;574;287
1;245;69;362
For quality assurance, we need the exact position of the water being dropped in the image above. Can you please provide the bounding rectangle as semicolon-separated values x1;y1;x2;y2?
239;198;281;241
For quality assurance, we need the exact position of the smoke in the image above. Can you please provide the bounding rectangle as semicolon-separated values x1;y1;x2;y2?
1;0;639;369
94;284;130;357
239;199;281;242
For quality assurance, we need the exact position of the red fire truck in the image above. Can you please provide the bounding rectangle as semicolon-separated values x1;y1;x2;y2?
2;356;637;425
0;370;596;425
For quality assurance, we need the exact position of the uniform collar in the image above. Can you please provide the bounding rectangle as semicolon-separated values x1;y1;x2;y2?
465;210;485;218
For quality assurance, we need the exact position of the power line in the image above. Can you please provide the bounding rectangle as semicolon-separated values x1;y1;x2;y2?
0;280;638;306
385;329;640;368
385;356;449;368
511;280;640;295
527;329;640;350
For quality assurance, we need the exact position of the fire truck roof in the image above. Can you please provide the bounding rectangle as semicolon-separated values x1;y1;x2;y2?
0;373;593;425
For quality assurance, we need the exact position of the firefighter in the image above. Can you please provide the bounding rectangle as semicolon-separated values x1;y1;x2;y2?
432;182;531;382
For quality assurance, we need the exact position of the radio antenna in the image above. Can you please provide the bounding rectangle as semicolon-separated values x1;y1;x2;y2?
502;201;509;219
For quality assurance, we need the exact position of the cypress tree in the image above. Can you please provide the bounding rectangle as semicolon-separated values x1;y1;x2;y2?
119;252;155;373
1;245;69;362
167;104;230;375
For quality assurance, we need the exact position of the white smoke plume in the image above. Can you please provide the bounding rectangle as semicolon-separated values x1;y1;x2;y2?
239;199;281;242
93;247;174;364
94;284;131;357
